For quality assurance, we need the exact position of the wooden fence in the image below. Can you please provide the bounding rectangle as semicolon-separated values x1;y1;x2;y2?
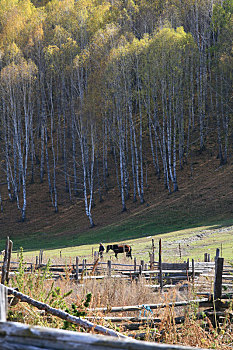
0;239;231;350
0;283;210;350
1;238;232;293
1;258;232;297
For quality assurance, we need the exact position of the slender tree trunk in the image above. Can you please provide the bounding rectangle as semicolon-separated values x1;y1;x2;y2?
96;151;103;203
161;80;170;193
71;92;78;196
129;110;137;202
61;80;68;193
102;119;108;192
44;124;54;206
216;74;224;164
49;82;58;212
173;81;178;192
136;57;144;204
2;100;12;201
77;119;95;227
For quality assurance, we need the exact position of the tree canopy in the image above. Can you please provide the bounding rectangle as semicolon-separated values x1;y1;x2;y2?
0;0;232;223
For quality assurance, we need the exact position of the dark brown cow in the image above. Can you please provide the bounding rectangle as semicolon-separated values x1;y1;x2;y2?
106;244;132;259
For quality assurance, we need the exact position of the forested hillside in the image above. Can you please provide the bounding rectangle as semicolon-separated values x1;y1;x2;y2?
0;0;232;233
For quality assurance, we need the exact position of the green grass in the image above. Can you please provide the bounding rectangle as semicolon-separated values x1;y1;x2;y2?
5;207;233;263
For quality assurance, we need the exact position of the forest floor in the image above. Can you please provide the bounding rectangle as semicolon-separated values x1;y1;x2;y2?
0;148;232;262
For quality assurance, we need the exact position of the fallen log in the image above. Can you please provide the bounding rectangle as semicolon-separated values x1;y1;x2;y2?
122;270;195;275
145;285;177;290
85;312;218;330
85;317;161;322
5;285;127;339
88;298;212;313
86;317;186;331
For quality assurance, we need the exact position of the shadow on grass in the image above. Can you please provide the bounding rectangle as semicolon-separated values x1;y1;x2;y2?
3;211;233;253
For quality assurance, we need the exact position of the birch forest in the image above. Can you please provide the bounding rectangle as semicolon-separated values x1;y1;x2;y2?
0;0;232;226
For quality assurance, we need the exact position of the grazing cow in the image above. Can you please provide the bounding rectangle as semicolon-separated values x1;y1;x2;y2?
106;244;132;259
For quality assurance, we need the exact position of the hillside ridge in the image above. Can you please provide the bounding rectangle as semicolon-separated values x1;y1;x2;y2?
0;151;232;251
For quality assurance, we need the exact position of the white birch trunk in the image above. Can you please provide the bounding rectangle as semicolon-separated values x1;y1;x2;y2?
77;119;95;227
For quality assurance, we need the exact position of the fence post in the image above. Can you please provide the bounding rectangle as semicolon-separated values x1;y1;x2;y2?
39;250;43;267
214;257;224;300
134;258;137;273
179;243;182;259
192;259;195;282
152;239;154;255
159;239;163;290
215;248;220;261
140;260;144;272
207;254;210;262
152;238;155;262
75;256;79;281
94;251;98;263
152;239;155;269
1;236;9;285
107;260;111;277
36;256;38;269
204;253;208;262
6;240;13;284
0;284;7;322
186;258;189;271
149;253;152;269
152;239;154;252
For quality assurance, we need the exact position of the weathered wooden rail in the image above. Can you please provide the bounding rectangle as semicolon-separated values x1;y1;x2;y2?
0;322;209;350
88;298;212;313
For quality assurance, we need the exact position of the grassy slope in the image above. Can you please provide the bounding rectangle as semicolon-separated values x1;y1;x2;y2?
0;152;232;262
15;219;233;262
